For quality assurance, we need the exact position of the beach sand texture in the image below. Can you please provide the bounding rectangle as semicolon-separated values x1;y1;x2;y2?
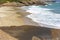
0;6;38;27
0;6;59;40
0;6;40;40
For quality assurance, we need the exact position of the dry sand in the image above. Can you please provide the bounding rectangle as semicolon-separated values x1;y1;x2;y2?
0;6;40;40
0;6;57;40
0;6;38;27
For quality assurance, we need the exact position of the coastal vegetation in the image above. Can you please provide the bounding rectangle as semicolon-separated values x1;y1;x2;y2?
0;0;18;3
0;0;46;6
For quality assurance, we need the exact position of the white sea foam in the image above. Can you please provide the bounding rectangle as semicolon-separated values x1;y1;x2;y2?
25;5;60;29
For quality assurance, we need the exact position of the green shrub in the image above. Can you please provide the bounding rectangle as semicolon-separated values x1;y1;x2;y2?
0;0;19;3
0;0;31;3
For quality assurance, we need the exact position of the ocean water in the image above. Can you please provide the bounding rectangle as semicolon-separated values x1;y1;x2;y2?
21;2;60;29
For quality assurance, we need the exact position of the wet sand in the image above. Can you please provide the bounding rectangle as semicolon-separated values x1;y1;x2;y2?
0;25;52;40
1;6;60;40
0;6;42;40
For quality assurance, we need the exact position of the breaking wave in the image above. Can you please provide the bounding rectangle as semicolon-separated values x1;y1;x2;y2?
21;3;60;29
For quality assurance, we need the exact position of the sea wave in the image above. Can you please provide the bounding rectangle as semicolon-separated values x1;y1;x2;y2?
24;5;60;29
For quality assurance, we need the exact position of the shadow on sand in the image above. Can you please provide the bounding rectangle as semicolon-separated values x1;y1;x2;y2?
0;25;52;40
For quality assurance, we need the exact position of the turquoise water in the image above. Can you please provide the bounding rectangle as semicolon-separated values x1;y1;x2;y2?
21;2;60;29
40;2;60;14
40;3;60;9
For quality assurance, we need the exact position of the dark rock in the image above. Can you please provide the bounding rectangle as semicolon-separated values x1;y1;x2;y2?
18;0;46;6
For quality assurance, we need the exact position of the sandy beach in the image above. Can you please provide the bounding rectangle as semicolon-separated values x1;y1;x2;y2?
0;6;42;40
0;4;60;40
0;0;60;40
0;6;39;27
0;6;59;40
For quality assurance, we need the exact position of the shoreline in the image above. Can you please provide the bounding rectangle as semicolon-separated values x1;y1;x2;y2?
0;6;39;27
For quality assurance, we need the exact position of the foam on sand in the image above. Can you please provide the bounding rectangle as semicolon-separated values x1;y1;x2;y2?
25;5;60;29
